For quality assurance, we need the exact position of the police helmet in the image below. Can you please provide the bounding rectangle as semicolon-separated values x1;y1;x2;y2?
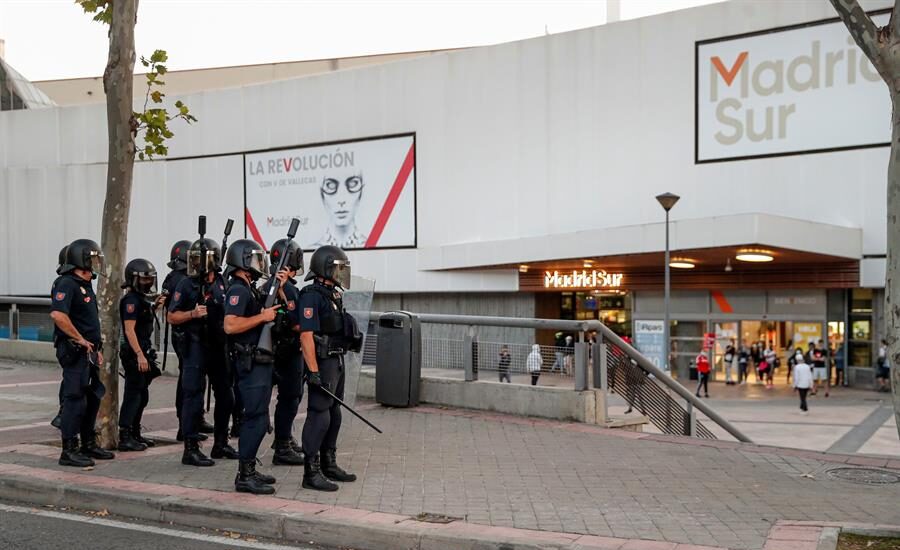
187;238;222;278
268;238;304;275
122;258;158;295
305;245;351;289
56;246;74;276
167;240;191;270
65;239;104;279
225;239;269;280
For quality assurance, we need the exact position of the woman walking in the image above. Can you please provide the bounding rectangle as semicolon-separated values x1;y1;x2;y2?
527;344;542;386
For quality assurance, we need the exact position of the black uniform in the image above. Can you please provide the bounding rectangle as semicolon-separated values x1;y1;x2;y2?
51;274;104;443
224;275;273;462
261;278;304;441
205;273;236;445
162;268;188;420
299;280;347;459
167;276;209;442
118;290;159;433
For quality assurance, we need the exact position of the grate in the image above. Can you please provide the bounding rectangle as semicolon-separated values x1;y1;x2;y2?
827;467;900;485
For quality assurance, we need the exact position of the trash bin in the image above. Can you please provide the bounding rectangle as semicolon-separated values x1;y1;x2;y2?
375;311;421;407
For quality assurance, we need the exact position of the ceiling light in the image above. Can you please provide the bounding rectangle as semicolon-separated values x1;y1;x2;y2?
583;260;594;268
519;264;529;273
735;249;774;263
669;258;695;269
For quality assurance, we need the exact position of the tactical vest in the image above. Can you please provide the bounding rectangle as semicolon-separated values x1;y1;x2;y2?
301;283;344;336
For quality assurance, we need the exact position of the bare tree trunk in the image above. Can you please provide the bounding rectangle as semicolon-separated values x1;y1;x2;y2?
96;0;138;449
889;95;900;437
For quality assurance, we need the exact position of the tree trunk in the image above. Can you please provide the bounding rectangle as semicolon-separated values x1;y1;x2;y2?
890;94;900;440
96;0;138;449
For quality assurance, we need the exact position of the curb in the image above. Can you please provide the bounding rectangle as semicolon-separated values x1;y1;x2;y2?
0;464;724;550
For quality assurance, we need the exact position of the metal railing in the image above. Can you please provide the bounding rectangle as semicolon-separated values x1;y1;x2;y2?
360;311;751;442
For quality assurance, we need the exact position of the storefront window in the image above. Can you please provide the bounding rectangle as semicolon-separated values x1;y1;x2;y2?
568;291;631;337
849;289;873;367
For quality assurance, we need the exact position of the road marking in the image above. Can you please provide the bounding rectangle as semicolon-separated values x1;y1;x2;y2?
0;380;59;389
826;402;894;454
0;502;315;550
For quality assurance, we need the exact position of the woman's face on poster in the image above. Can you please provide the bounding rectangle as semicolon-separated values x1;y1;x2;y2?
320;171;364;228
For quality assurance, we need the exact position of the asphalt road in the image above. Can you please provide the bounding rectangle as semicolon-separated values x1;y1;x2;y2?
0;501;325;550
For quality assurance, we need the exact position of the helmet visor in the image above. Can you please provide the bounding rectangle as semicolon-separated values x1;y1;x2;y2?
187;250;218;277
88;250;105;277
135;273;158;295
248;250;270;277
332;259;351;289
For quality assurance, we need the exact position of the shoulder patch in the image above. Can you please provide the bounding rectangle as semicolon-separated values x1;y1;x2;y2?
126;303;135;313
286;300;295;311
303;307;314;319
229;295;240;306
173;291;181;301
55;292;66;301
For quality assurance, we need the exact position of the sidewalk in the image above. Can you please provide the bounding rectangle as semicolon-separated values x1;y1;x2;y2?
1;361;900;550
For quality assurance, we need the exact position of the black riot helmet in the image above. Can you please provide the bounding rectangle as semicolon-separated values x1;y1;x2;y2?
269;238;304;275
65;239;104;279
225;239;269;280
122;258;158;295
187;238;222;278
56;246;74;276
168;240;191;270
305;245;351;289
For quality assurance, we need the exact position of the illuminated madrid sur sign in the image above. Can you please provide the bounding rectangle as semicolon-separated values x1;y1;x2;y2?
543;270;624;289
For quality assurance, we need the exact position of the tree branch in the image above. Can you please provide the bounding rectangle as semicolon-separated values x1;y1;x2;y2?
830;0;887;76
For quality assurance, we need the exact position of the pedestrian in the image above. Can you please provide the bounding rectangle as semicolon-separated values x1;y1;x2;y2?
724;339;736;385
299;245;360;492
498;345;512;383
695;352;710;398
223;239;280;494
793;352;813;414
763;342;776;389
750;341;761;383
876;339;891;392
117;258;165;452
50;239;115;467
262;239;307;467
810;340;829;397
833;342;845;387
552;332;565;373
785;340;795;384
787;347;802;385
738;342;750;385
526;344;542;386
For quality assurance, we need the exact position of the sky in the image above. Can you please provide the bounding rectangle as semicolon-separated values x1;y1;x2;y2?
0;0;724;82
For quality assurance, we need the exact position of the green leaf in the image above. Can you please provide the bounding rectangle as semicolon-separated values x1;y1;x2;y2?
150;50;168;64
156;65;167;75
150;91;164;103
174;100;184;108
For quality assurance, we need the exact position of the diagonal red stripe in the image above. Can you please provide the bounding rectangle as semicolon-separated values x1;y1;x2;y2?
245;207;267;250
365;142;415;248
711;290;734;314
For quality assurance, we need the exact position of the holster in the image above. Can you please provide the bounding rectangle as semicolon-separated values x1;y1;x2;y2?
230;342;274;374
313;334;345;359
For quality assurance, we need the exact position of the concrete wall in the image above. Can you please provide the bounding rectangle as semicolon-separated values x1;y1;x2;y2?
356;370;603;423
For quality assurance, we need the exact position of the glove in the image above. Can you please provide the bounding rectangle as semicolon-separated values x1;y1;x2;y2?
307;371;322;387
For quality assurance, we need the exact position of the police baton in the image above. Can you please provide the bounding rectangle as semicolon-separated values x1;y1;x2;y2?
312;384;382;434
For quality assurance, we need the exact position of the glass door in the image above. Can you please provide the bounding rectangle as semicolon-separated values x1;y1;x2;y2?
713;321;739;382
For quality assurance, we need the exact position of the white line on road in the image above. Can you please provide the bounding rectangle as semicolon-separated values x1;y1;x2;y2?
0;502;315;550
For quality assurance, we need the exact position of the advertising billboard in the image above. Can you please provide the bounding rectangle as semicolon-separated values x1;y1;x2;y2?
696;12;890;163
244;134;416;250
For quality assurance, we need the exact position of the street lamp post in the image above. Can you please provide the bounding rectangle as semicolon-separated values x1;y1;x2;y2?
656;192;680;375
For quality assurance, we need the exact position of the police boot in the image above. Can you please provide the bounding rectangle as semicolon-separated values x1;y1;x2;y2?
302;456;339;492
133;426;156;448
320;449;356;482
117;427;148;452
181;438;215;467
198;417;215;434
50;406;63;429
272;439;304;466
59;438;94;468
235;461;276;495
211;437;239;460
80;436;115;460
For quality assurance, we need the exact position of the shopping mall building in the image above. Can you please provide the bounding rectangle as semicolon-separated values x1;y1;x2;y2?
0;0;892;383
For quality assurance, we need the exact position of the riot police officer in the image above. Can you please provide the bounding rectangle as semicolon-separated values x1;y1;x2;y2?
299;245;359;492
118;259;164;451
50;246;72;430
167;237;232;466
50;239;115;467
162;240;211;442
262;239;305;466
222;239;280;495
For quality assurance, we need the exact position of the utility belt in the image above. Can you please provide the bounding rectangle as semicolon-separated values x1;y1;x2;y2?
230;342;275;373
54;337;102;370
313;334;349;359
